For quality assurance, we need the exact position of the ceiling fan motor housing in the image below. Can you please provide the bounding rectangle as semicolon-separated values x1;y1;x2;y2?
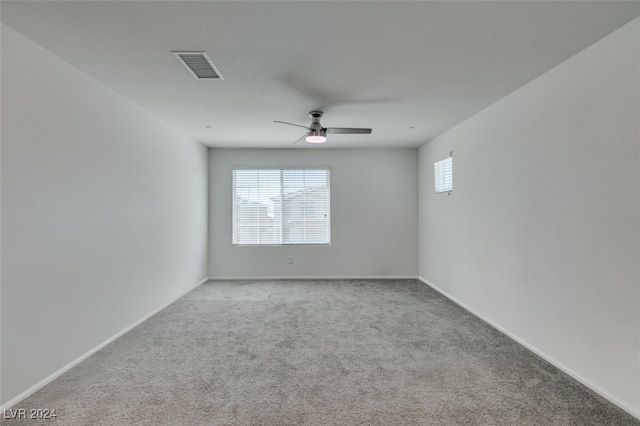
309;111;324;131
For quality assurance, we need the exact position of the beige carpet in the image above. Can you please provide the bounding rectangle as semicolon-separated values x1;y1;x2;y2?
6;279;639;425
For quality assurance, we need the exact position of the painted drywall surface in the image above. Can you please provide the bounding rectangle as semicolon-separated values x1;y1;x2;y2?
1;25;208;405
209;148;418;278
419;18;640;412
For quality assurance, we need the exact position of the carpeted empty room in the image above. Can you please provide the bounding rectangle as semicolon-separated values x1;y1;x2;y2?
3;2;640;425
7;279;639;425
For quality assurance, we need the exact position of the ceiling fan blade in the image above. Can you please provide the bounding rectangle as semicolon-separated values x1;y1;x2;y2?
274;120;310;130
292;133;307;145
325;127;372;134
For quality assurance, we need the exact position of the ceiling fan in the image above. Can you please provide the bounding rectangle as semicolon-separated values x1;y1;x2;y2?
274;111;372;145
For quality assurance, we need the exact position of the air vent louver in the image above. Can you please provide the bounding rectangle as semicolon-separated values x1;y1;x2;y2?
173;51;223;80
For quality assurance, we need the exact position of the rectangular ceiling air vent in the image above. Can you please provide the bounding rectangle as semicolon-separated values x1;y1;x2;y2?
172;51;223;80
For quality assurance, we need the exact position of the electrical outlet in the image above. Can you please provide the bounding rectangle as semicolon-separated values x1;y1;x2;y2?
288;256;294;264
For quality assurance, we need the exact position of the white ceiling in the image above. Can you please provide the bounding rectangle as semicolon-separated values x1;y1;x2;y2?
2;1;638;148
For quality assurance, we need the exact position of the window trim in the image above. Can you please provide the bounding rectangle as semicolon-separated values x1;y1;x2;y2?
434;153;453;194
231;166;331;246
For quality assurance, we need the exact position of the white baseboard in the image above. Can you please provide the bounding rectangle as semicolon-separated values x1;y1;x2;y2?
417;276;640;421
0;276;209;411
207;275;418;281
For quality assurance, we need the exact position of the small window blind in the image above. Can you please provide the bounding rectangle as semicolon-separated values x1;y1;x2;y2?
232;168;330;245
434;156;453;193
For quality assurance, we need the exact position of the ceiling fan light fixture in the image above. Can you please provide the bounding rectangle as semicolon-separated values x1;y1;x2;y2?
306;131;327;143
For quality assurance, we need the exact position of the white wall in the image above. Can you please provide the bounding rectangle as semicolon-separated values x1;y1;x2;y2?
1;25;208;406
418;18;640;415
209;148;418;278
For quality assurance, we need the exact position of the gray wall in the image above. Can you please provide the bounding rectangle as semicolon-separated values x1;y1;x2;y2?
1;25;209;405
418;18;639;414
209;148;419;278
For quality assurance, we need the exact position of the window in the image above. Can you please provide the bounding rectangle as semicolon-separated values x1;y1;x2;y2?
232;168;330;245
434;155;453;193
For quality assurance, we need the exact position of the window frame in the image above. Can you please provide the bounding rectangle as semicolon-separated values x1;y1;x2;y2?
434;153;453;194
231;166;331;246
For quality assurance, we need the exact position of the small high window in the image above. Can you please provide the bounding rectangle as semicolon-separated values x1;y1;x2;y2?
434;154;453;194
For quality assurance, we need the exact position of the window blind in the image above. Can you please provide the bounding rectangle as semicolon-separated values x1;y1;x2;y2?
434;156;453;193
232;168;330;245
